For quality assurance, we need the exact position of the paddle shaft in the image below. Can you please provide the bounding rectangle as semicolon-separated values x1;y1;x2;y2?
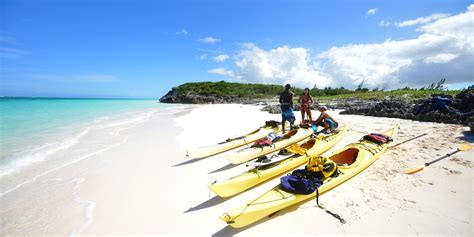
390;133;427;148
425;149;461;167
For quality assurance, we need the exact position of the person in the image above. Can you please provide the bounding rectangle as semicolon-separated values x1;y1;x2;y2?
313;106;338;134
279;84;295;133
298;88;313;124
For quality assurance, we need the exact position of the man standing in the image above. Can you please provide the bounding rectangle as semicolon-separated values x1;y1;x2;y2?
279;84;295;133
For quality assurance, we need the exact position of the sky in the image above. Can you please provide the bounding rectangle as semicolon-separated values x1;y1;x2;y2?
1;0;473;98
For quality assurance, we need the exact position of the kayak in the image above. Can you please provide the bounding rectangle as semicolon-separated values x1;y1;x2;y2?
225;127;314;164
220;126;398;228
209;124;349;197
186;122;283;158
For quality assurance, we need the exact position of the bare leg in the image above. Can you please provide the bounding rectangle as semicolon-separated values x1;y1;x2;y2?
307;108;312;122
282;120;286;134
301;109;305;124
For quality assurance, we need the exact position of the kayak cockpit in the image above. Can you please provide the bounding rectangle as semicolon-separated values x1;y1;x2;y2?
300;139;317;149
285;129;298;137
330;148;359;167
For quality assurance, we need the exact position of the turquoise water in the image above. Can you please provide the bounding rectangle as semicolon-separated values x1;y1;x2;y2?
0;98;176;175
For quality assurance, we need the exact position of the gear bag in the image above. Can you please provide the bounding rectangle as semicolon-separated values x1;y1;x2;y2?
280;169;323;194
362;133;393;144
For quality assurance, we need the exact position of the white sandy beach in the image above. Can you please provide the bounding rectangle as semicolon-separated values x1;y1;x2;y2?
1;104;472;236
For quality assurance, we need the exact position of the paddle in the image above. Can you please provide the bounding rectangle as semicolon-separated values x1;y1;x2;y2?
403;143;472;175
388;133;427;148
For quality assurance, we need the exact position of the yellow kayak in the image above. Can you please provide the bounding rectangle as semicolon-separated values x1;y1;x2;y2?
209;125;349;197
220;126;398;228
225;127;314;164
186;122;283;158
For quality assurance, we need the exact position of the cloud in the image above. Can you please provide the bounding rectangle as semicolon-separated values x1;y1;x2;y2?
317;4;474;88
0;47;28;59
423;53;458;64
214;54;229;62
176;29;189;35
199;37;220;44
205;4;474;89
378;20;391;27
366;8;377;16
231;43;331;88
77;74;119;82
0;35;19;45
199;54;208;60
395;13;451;27
207;67;236;77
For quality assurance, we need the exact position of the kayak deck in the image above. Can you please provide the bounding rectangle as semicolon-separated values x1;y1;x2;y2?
208;125;349;197
220;126;398;228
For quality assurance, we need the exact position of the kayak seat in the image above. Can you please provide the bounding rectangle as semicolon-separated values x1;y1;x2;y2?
330;148;359;166
283;129;298;138
301;139;316;149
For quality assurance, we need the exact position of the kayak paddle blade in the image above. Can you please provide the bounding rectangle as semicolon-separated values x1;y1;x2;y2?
459;143;472;151
403;166;424;175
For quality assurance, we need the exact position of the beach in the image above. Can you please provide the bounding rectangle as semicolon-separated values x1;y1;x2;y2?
0;103;472;236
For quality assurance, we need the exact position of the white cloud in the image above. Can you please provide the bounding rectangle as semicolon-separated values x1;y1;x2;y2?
317;5;474;88
199;37;220;44
378;20;391;27
205;4;474;89
231;43;331;88
424;53;458;64
214;54;229;62
395;13;450;27
0;47;28;59
176;29;189;35
207;67;235;77
366;8;377;16
199;54;208;60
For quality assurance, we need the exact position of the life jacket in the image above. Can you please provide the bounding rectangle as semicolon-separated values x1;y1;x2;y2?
307;156;337;178
280;169;322;194
252;132;277;147
362;133;393;144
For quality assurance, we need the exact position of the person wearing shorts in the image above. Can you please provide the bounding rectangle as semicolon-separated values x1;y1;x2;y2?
313;106;338;133
279;84;295;133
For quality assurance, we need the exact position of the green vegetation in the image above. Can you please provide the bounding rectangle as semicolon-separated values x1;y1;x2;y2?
317;88;459;101
172;79;467;101
174;81;287;98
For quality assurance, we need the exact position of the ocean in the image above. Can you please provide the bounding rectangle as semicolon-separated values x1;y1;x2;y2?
0;98;178;179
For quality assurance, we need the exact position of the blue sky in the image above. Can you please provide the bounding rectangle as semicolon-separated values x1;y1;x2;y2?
1;0;472;98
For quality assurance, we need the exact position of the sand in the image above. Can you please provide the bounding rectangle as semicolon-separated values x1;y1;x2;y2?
0;104;472;236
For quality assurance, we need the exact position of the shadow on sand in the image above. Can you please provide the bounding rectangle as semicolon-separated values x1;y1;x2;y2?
172;158;205;167
184;195;232;213
211;197;346;236
209;163;239;174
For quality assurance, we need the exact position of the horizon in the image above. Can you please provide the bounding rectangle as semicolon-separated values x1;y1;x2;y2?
1;79;470;100
1;0;473;98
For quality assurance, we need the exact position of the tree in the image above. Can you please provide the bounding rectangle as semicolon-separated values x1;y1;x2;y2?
435;78;446;90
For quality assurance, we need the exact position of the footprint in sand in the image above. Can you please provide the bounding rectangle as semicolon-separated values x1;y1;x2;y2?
450;157;473;168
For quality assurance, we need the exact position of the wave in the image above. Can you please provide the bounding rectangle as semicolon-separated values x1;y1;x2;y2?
0;108;168;180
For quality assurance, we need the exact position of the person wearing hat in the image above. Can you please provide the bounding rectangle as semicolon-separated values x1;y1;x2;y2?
279;84;295;133
313;106;338;134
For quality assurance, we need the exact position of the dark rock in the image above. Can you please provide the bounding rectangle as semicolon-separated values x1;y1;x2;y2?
261;105;281;114
340;93;473;125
